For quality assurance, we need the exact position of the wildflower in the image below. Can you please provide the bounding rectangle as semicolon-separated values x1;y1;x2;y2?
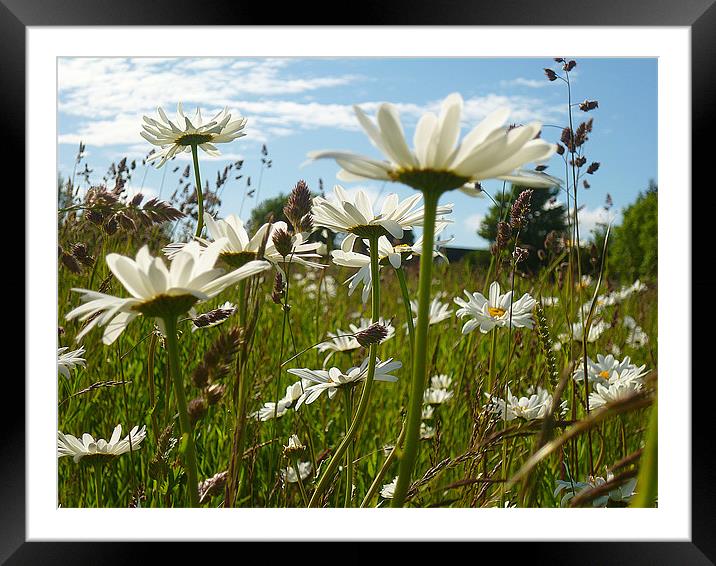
589;372;645;409
421;405;435;420
430;374;453;389
289;357;402;409
332;224;451;303
420;422;436;439
66;241;269;344
307;93;559;196
486;386;565;421
281;461;313;484
355;322;390;347
380;476;399;499
410;297;453;328
423;387;453;405
572;354;648;386
623;316;649;348
312;185;452;239
57;424;147;463
454;282;536;334
251;379;310;422
571;319;610;343
141;103;247;168
57;346;86;379
283;434;305;456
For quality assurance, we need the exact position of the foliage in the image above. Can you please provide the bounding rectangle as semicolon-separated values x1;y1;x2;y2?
607;182;658;281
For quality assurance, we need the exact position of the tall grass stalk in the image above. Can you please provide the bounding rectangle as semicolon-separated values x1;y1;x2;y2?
392;190;439;507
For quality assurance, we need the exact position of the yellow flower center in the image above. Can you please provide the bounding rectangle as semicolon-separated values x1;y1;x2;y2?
488;307;506;318
599;370;610;379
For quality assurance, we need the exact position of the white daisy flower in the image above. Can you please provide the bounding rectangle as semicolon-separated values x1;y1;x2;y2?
57;424;147;463
623;316;649;348
57;345;86;379
141;103;247;168
409;297;453;328
312;185;453;239
380;476;399;499
540;296;559;307
308;93;559;196
251;379;310;422
281;461;313;484
288;357;402;409
66;241;270;345
423;387;454;405
454;281;536;334
486;386;564;421
572;354;648;386
421;405;435;420
420;422;436;439
588;372;645;409
571;319;610;343
430;374;453;389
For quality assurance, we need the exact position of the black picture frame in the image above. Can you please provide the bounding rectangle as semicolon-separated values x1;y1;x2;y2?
8;0;709;561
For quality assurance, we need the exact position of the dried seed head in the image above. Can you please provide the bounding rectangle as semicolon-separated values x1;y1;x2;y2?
272;228;293;258
104;216;119;235
563;60;577;72
130;193;144;207
544;68;558;81
355;323;389;347
560;128;575;153
587;162;600;175
198;471;229;504
272;272;285;304
206;383;226;406
191;364;209;389
572;156;587;168
61;252;82;274
556;143;565;156
188;397;207;426
496;221;512;249
192;304;236;329
510;189;533;230
513;246;529;264
544;230;565;253
583;180;591;189
579;99;599;112
284;180;313;233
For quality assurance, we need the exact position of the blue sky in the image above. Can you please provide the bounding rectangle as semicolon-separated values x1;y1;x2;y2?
58;57;657;247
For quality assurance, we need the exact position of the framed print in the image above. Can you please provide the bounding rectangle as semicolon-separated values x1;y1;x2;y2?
8;0;712;561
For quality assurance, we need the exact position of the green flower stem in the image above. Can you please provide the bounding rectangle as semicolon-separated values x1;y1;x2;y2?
163;315;200;507
361;420;406;508
190;144;204;238
396;266;415;350
488;327;498;393
238;280;247;327
94;461;102;508
292;456;310;506
391;190;439;507
343;387;354;507
307;235;381;508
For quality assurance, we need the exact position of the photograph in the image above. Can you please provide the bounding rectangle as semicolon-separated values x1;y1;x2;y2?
55;55;659;510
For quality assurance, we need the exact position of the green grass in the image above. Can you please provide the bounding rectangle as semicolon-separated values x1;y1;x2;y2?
57;219;657;508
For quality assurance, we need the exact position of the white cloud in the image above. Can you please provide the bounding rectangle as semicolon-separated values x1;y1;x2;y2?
464;213;484;232
577;206;621;237
500;77;550;89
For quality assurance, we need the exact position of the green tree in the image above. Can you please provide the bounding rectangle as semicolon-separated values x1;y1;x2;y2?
249;193;290;229
478;184;567;273
608;181;657;281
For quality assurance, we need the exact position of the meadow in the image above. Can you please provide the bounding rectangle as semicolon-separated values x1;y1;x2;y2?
56;59;657;509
